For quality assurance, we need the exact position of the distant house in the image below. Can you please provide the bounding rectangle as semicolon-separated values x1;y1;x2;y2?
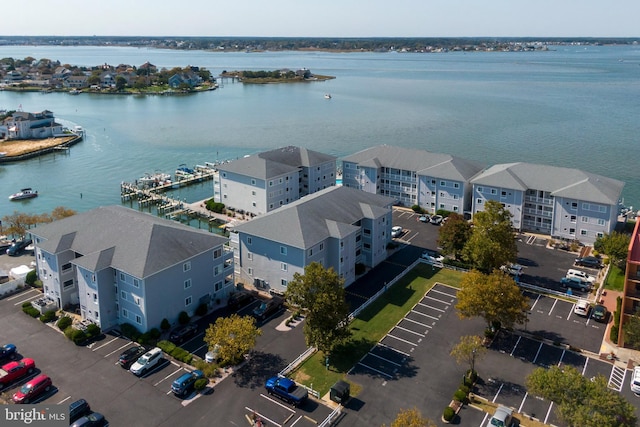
0;110;64;140
64;75;89;88
216;146;337;215
30;206;234;333
232;186;394;293
168;72;202;88
342;145;485;215
470;162;624;243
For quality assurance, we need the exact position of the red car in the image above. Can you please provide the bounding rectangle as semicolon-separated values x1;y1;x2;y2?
12;374;52;403
0;358;36;389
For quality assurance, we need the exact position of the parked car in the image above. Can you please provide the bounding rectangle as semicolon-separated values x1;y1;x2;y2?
591;304;608;322
418;215;430;223
488;405;514;427
566;268;596;283
12;374;52;403
421;250;444;263
129;347;163;376
573;300;590;317
171;369;204;397
118;345;147;369
205;344;220;363
265;376;308;407
0;358;36;389
69;399;92;423
429;214;443;225
0;343;17;362
500;264;523;276
560;276;591;292
391;226;403;238
227;292;255;311
71;412;108;427
574;256;603;269
631;366;640;395
169;323;198;344
253;296;284;321
6;239;32;256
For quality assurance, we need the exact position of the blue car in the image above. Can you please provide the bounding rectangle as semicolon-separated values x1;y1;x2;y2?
0;344;17;362
171;370;204;397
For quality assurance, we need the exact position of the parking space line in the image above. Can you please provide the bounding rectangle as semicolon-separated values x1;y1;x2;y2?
92;336;120;351
410;309;439;321
386;333;418;347
356;361;393;379
7;289;39;301
13;293;42;306
416;302;445;312
492;383;504;403
549;298;558;316
394;325;425;338
532;342;543;364
509;335;522;357
424;295;451;305
429;288;456;299
378;342;410;357
57;396;71;404
368;351;402;367
544;401;554;425
518;391;528;414
403;317;431;329
194;343;208;354
245;407;281;427
557;349;566;366
289;415;304;427
259;393;296;413
105;341;134;357
582;357;589;375
529;294;541;310
154;366;183;387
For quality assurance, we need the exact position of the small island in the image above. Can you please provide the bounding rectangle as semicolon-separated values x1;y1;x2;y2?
219;68;335;84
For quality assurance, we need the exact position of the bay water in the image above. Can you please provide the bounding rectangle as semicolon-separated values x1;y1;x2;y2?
0;44;639;219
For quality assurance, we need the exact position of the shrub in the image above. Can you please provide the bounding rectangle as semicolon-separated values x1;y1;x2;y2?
205;199;225;213
466;369;478;383
194;378;208;391
120;323;141;341
22;305;40;318
195;303;208;317
443;406;455;422
411;205;422;213
459;384;470;395
436;209;452;217
64;326;76;340
170;347;193;364
22;301;32;308
57;316;73;331
85;323;101;338
25;270;37;286
148;328;161;340
157;340;176;354
610;325;619;342
70;329;88;345
178;311;190;325
453;389;467;402
160;318;171;331
193;359;219;378
39;310;58;323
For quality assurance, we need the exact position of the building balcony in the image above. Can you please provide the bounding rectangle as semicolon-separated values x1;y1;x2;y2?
523;208;553;217
524;196;553;205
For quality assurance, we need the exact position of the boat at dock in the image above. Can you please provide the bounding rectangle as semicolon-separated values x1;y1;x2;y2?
138;172;172;187
175;164;196;178
9;188;38;201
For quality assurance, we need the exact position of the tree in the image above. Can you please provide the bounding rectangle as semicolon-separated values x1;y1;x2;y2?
437;213;472;260
204;314;261;366
526;365;636;427
115;76;127;91
462;200;517;272
623;308;640;349
594;231;630;268
456;269;529;329
285;262;351;355
382;408;435;427
450;335;486;375
50;206;76;221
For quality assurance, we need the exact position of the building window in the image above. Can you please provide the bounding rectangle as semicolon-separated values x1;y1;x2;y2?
571;202;578;209
454;183;460;189
251;179;256;185
252;201;257;207
596;232;604;238
453;206;459;212
133;279;140;288
439;204;445;209
363;243;371;250
222;172;226;178
281;279;288;287
248;267;253;276
490;189;497;195
215;281;223;291
570;215;577;223
213;248;222;259
477;186;483;193
501;191;507;196
280;246;287;255
363;228;371;235
252;190;256;196
597;218;606;226
477;198;483;204
440;181;446;186
122;308;128;318
214;266;221;276
184;279;192;289
63;279;74;290
247;252;253;260
581;216;589;223
185;296;192;306
569;228;576;235
308;248;313;256
247;237;252;245
581;230;587;236
121;291;126;300
120;272;125;281
431;180;436;185
320;243;324;251
281;263;288;271
93;293;97;302
135;315;141;325
183;262;191;272
269;180;273;187
134;297;140;306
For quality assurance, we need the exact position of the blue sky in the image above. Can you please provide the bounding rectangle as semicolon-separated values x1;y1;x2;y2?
3;0;638;38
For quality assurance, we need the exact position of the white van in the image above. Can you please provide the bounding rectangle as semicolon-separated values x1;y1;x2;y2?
566;269;596;283
130;347;163;376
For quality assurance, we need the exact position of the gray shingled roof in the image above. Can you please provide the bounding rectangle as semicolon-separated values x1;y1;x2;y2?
470;162;624;205
234;186;394;249
217;146;336;180
341;145;485;182
31;206;227;279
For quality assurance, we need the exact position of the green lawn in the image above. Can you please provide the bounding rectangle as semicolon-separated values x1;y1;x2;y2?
605;265;625;292
291;264;465;397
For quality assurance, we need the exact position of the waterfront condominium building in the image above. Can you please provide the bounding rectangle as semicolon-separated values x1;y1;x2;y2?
341;145;485;216
618;220;640;346
231;186;394;294
470;162;624;244
215;146;337;216
30;206;234;333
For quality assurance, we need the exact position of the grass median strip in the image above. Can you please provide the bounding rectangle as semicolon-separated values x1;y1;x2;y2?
291;264;464;397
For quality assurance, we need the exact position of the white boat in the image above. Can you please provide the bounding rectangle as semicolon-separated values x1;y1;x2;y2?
139;172;172;187
324;93;332;99
9;188;38;201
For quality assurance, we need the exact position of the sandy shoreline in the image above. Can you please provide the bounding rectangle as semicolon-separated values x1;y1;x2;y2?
0;136;77;157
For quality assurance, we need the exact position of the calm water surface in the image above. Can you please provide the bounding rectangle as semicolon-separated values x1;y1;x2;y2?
0;45;639;217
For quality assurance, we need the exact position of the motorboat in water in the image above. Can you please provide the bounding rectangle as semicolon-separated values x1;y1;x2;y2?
138;172;172;187
9;188;38;201
324;93;332;99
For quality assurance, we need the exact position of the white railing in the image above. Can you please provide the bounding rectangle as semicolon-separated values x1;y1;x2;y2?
0;277;26;299
279;346;316;377
318;405;343;427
